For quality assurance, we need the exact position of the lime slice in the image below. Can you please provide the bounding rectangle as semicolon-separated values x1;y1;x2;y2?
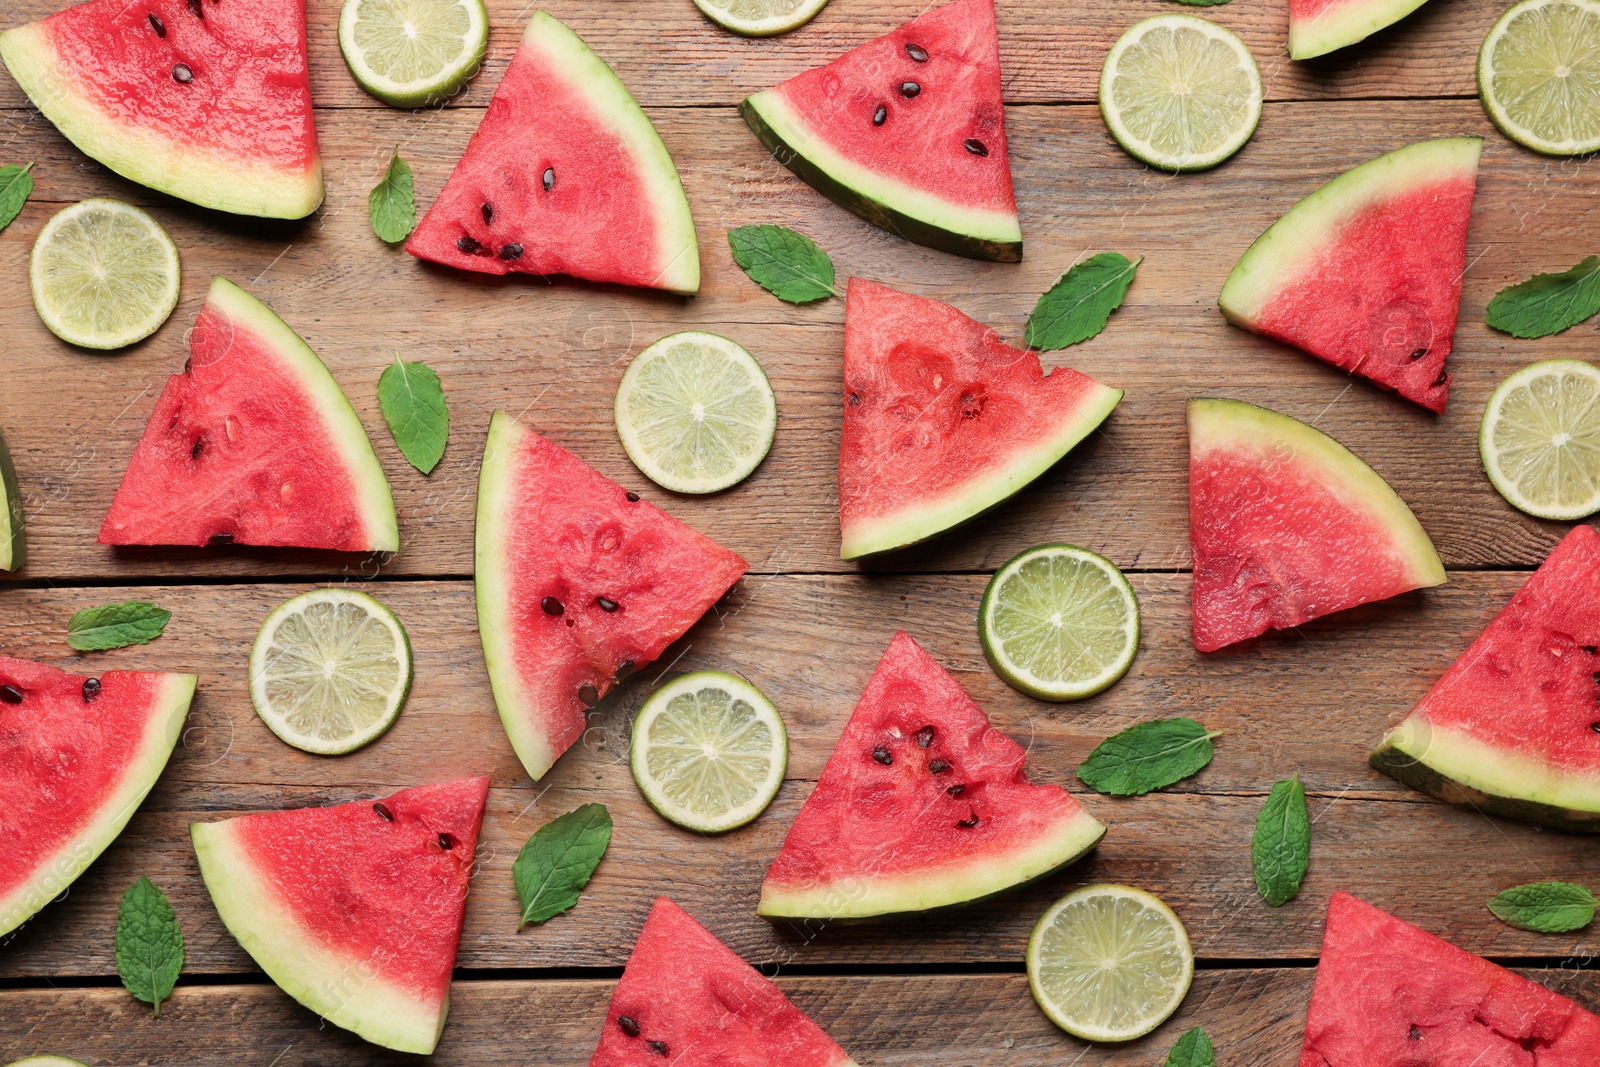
1478;0;1600;156
1027;884;1195;1043
250;588;413;755
630;671;787;833
979;544;1140;702
30;199;179;350
615;331;777;495
1479;359;1600;520
1099;14;1263;172
338;0;488;109
691;0;829;36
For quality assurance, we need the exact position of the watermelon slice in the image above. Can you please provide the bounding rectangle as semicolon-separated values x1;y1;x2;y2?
591;897;858;1067
1299;892;1600;1066
0;0;321;219
475;412;747;782
759;631;1105;919
1288;0;1436;60
838;279;1122;560
190;776;489;1055
99;276;398;552
1218;138;1481;413
0;656;195;939
407;12;699;294
1372;524;1600;831
1189;399;1445;652
740;0;1021;262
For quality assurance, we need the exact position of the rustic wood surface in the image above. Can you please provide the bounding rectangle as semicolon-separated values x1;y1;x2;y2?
2;0;1599;1060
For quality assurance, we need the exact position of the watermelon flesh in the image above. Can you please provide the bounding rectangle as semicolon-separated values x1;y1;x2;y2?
759;631;1105;919
591;897;858;1067
1189;399;1445;652
190;776;489;1055
1289;0;1437;60
741;0;1021;262
1219;138;1481;413
474;412;747;782
0;657;195;939
1372;524;1600;830
838;279;1122;559
408;12;699;294
1300;892;1600;1066
0;0;321;219
100;276;398;553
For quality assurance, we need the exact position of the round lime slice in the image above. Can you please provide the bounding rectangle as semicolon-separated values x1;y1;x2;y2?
630;671;787;833
691;0;829;36
1479;0;1600;156
1099;14;1263;172
5;1059;92;1067
1480;358;1600;520
979;544;1140;702
1027;884;1195;1043
250;588;413;755
30;199;180;350
338;0;488;109
615;331;777;495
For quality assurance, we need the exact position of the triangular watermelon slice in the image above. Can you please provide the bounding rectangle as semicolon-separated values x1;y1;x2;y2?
1289;0;1436;60
190;776;489;1055
741;0;1021;262
591;897;858;1067
1218;138;1481;413
407;11;699;294
1372;524;1600;831
99;276;398;553
0;0;321;219
0;656;195;939
759;631;1105;919
838;278;1121;560
1299;892;1600;1066
1189;399;1445;652
474;412;747;782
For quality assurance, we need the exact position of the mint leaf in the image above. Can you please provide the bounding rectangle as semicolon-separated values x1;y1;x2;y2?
1253;774;1310;907
1489;881;1597;933
377;354;448;474
116;876;183;1016
0;163;33;232
1025;252;1141;350
1077;717;1222;796
514;803;612;927
728;225;839;303
368;150;415;244
68;600;171;651
1165;1026;1216;1067
1486;256;1600;338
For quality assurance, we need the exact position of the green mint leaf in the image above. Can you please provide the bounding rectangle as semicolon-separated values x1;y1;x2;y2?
1252;774;1310;907
368;150;416;244
1164;1026;1216;1067
377;354;449;474
1488;881;1598;934
116;876;183;1016
1024;252;1141;350
514;803;612;927
1077;717;1222;796
68;600;172;651
727;225;839;304
1486;256;1600;339
0;163;34;232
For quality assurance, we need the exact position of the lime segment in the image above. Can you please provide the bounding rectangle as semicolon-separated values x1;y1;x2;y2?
338;0;488;108
1478;0;1600;156
30;199;179;350
250;588;413;755
1480;359;1600;520
630;671;787;833
692;0;829;36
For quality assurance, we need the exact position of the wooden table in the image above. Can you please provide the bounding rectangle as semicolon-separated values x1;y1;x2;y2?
3;0;1598;1061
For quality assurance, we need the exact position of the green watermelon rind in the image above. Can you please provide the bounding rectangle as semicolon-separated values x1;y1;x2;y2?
4;1057;93;1066
0;425;26;572
1217;137;1483;326
0;672;194;940
0;22;324;220
840;382;1122;560
739;91;1024;264
190;818;448;1055
1288;0;1437;60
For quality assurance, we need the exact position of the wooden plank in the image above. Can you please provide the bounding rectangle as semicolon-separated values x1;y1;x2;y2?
3;575;1598;978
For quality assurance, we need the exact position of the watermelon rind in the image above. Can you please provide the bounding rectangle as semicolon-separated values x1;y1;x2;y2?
0;23;324;219
740;92;1023;263
1288;0;1437;60
0;672;194;940
0;425;25;572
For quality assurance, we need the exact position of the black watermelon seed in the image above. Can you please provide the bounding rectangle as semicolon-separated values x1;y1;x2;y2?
873;104;887;126
905;43;928;62
456;234;483;255
543;168;555;192
964;138;988;156
899;81;921;98
541;596;564;616
872;745;893;765
373;802;393;821
617;1016;641;1037
914;725;934;748
579;684;600;708
183;357;192;373
191;438;204;459
1433;368;1449;387
1409;1025;1423;1041
929;759;949;774
946;784;965;797
956;814;980;828
848;392;862;406
597;596;619;612
0;684;21;704
82;677;101;703
1592;722;1600;733
616;659;635;680
149;13;166;36
498;243;523;260
209;532;234;545
172;64;193;83
438;832;455;850
1581;645;1597;654
481;202;493;224
187;0;204;16
626;491;640;502
1410;348;1428;361
646;1041;669;1056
